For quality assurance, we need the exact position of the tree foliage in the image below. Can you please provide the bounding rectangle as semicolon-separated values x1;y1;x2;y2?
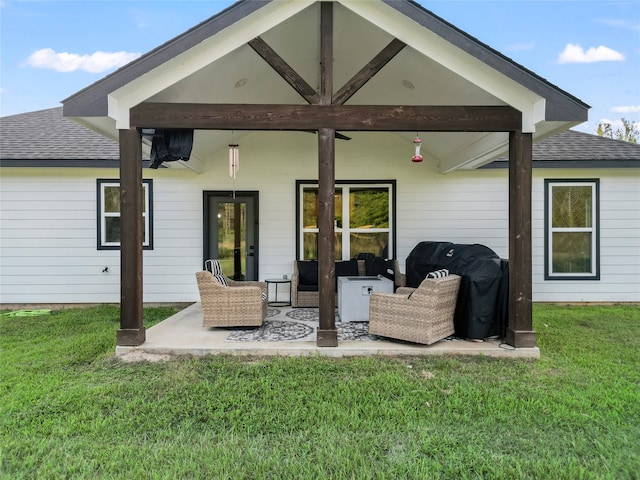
596;117;639;143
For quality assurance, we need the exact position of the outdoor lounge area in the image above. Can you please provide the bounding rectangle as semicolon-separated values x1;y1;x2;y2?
4;0;611;355
114;303;540;360
115;251;538;360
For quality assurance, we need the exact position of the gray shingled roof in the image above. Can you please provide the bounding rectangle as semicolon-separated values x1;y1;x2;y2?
2;107;638;168
0;107;122;167
486;129;640;168
532;129;640;161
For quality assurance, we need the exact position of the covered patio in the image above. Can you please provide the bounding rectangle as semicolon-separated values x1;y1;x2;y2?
115;303;540;360
62;1;589;353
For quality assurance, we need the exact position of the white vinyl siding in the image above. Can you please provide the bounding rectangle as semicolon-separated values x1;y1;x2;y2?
533;169;639;302
1;133;639;305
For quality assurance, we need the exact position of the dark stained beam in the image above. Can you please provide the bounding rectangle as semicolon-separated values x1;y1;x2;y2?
316;127;338;347
117;128;145;346
320;2;333;106
130;103;522;132
505;131;536;348
316;2;338;347
333;38;406;105
248;37;320;105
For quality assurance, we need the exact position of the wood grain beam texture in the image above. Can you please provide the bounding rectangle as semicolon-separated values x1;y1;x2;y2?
316;2;338;347
117;128;145;346
130;104;522;132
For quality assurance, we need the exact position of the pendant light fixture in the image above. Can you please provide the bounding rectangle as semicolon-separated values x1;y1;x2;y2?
412;134;423;163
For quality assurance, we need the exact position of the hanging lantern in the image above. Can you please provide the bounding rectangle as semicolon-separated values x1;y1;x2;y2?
228;143;239;178
412;134;423;163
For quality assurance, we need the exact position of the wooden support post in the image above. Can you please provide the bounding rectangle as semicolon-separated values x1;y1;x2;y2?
505;131;536;348
317;127;337;346
117;128;145;346
316;2;337;347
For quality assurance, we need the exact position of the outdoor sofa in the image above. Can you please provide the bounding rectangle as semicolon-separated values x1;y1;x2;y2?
291;258;405;308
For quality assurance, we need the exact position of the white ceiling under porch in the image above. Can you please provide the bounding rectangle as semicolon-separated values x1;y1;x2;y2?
63;0;588;174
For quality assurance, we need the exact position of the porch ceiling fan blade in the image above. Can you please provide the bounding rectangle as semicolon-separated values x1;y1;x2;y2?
303;130;352;141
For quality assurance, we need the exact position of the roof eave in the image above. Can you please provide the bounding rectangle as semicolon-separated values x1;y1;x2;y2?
62;0;271;118
383;0;590;123
482;159;640;169
62;0;589;128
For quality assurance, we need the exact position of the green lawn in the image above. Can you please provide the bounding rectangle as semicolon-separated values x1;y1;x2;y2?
1;304;639;479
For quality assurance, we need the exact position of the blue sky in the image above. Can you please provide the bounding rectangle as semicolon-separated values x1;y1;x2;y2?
1;0;638;135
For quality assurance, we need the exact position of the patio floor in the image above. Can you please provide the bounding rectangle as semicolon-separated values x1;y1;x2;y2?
115;303;540;360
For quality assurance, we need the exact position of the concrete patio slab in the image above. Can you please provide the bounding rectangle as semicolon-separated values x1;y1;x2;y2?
115;303;540;360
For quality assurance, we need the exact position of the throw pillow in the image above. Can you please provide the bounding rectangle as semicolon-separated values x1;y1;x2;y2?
205;259;225;276
426;269;449;279
365;258;395;281
297;260;318;286
335;259;359;277
213;273;228;286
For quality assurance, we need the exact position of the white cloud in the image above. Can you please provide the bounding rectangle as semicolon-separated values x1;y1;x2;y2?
24;48;141;73
557;43;625;64
599;117;640;131
610;105;640;114
600;18;640;32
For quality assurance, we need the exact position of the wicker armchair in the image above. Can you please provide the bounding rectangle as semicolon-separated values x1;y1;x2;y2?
368;274;461;345
195;271;267;327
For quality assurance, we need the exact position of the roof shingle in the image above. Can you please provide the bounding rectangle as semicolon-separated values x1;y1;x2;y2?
486;129;640;168
0;107;119;162
529;129;640;162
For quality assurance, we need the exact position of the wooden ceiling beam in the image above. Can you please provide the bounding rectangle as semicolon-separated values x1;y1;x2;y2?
248;37;320;105
130;103;522;132
333;38;406;106
319;2;333;106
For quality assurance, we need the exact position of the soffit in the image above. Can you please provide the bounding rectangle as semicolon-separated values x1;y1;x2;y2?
65;0;589;173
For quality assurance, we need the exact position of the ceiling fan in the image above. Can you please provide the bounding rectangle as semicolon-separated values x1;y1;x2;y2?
304;130;352;141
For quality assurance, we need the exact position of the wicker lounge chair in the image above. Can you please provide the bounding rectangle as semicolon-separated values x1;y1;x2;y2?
368;274;461;345
195;271;267;327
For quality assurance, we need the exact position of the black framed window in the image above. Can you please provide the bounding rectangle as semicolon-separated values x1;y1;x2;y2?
296;181;396;260
545;179;599;280
97;179;153;250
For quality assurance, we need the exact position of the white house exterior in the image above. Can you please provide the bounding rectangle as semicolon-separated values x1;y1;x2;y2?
2;109;638;304
2;0;639;347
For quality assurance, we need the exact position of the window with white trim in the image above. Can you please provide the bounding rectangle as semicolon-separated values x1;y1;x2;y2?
297;181;395;260
97;179;153;250
545;179;599;280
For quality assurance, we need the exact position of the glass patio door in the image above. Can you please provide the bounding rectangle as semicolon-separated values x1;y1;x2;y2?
205;193;258;281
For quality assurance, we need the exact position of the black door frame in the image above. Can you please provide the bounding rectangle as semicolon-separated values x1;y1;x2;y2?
203;190;260;280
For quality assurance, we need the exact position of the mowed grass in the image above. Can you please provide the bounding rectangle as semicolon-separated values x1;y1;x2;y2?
1;304;639;479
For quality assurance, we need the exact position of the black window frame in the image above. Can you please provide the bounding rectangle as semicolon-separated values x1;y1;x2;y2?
96;178;154;250
544;178;600;280
295;180;397;261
